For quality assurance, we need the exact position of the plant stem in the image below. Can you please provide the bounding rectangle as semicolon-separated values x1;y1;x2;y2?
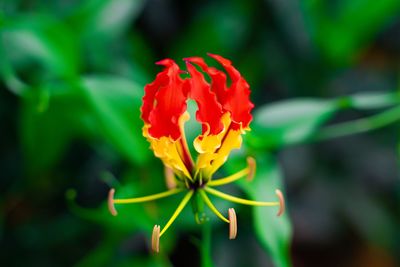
316;105;400;141
201;222;214;267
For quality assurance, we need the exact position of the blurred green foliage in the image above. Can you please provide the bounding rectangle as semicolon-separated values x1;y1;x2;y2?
1;0;400;267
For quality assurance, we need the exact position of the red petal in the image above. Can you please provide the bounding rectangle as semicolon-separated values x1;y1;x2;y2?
208;53;254;129
185;61;224;135
184;57;229;106
141;59;189;140
141;61;170;124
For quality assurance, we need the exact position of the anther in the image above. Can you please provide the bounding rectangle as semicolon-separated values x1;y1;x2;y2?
246;157;256;181
152;225;160;253
228;208;237;239
275;189;285;217
108;188;117;216
164;166;177;189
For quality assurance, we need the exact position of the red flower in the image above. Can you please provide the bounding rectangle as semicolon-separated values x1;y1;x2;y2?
141;54;254;182
108;54;284;253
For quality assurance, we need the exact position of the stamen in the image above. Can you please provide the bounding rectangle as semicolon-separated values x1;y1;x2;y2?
275;189;285;217
159;190;194;237
113;188;184;204
246;157;256;181
152;225;160;253
207;168;249;187
108;188;117;216
204;187;280;207
228;208;237;239
199;190;229;223
164;166;177;189
208;156;256;187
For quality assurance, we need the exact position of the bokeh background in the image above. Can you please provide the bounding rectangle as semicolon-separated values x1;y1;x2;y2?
1;0;400;266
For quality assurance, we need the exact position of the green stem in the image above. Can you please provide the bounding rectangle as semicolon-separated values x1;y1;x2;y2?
201;222;214;267
316;105;400;141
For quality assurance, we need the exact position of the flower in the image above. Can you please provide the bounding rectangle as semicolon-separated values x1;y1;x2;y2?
108;54;285;252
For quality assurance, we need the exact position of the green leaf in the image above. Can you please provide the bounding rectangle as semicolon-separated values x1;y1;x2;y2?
115;257;172;267
66;183;154;234
171;1;252;59
73;0;145;40
1;14;79;82
73;232;119;267
81;75;150;165
21;74;151;173
20;83;90;173
303;0;400;64
238;154;292;267
247;92;399;149
248;98;337;148
346;91;400;110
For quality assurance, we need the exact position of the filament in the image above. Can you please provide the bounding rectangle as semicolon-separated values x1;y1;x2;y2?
207;168;249;187
113;188;184;204
207;156;256;186
198;190;229;223
204;187;280;207
159;190;194;237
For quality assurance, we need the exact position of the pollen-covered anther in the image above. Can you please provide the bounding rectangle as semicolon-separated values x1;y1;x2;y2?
275;189;285;217
164;166;177;189
152;225;161;253
228;208;237;239
246;157;256;181
108;188;117;216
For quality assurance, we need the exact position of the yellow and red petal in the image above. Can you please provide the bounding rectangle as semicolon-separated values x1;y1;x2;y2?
194;113;243;177
141;54;253;180
184;55;254;176
143;112;192;179
141;59;189;140
194;112;230;168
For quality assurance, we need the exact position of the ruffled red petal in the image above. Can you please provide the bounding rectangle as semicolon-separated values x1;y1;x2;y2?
184;57;229;106
141;54;252;141
207;54;254;130
186;55;254;131
141;60;170;124
140;59;189;140
185;61;224;135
